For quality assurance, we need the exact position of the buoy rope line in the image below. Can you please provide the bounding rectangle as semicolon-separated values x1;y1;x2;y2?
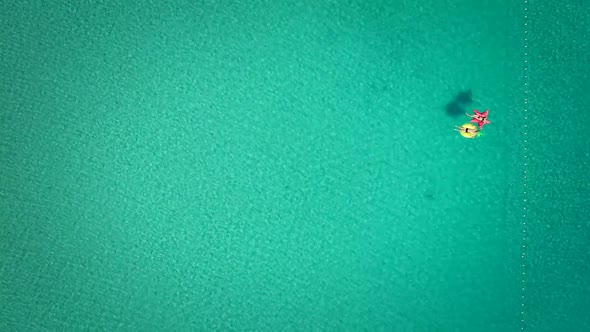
522;0;529;330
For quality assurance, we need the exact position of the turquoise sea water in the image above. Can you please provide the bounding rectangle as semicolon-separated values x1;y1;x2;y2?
1;1;588;331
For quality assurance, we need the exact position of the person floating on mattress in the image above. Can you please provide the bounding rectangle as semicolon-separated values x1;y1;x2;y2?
454;123;481;139
466;109;491;130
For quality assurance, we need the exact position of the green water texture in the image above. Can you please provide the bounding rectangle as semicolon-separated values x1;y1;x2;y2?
1;1;589;331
